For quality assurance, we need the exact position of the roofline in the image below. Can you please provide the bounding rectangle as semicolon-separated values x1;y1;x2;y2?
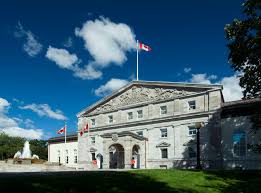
77;80;223;117
48;133;77;143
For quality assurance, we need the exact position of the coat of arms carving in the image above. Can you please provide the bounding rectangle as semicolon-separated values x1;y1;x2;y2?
112;134;118;142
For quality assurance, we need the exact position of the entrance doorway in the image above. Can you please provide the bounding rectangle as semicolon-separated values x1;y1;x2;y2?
132;145;140;169
109;144;125;169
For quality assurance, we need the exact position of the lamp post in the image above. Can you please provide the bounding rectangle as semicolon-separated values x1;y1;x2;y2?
195;122;203;169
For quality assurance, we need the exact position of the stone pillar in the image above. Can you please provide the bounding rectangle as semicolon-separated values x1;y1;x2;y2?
124;137;132;169
103;140;109;169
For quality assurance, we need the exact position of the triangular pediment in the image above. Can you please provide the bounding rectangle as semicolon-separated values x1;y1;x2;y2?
78;81;222;117
156;142;171;147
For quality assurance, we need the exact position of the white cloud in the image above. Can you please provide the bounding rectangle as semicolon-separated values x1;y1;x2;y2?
95;78;129;96
45;46;102;80
46;46;79;69
184;67;191;73
24;118;35;129
0;116;18;128
0;97;10;113
189;73;243;102
45;17;136;80
220;75;243;102
190;74;211;84
1;127;43;139
0;97;43;139
73;64;103;80
19;103;67;120
75;17;136;67
15;22;43;57
208;74;218;80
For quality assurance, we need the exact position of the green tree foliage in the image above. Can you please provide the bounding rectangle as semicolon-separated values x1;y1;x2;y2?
0;133;48;160
225;0;261;99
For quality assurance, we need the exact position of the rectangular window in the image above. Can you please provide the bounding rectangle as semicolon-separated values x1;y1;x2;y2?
161;148;168;159
73;149;77;163
91;136;95;144
66;156;69;164
188;100;196;110
91;153;96;161
58;156;60;163
137;110;143;118
108;115;113;123
233;131;246;157
91;119;96;126
160;128;168;138
160;106;167;115
128;112;133;120
188;127;197;136
137;131;143;137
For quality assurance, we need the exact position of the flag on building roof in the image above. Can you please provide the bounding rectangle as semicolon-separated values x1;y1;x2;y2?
57;125;66;134
80;123;89;136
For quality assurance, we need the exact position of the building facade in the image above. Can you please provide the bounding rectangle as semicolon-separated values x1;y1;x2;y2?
48;81;261;169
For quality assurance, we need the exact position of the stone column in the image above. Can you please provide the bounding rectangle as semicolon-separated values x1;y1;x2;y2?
124;137;132;169
102;140;109;169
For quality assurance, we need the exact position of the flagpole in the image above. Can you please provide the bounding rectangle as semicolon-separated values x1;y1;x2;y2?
64;122;67;165
136;40;139;81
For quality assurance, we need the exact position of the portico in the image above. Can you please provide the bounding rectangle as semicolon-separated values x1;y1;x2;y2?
100;131;147;169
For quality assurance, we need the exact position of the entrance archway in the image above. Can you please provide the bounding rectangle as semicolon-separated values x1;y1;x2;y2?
132;145;140;169
96;153;103;169
109;144;125;169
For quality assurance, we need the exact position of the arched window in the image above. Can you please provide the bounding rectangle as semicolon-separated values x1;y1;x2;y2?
233;130;246;157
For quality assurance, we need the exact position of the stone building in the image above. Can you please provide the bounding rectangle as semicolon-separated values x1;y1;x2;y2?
47;81;261;169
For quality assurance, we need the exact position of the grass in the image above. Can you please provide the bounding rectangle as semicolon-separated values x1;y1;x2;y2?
0;169;261;193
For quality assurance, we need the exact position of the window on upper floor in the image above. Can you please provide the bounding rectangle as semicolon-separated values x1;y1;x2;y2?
91;119;96;126
188;100;196;110
160;106;167;115
128;112;133;120
108;115;113;123
91;136;96;144
161;148;168;159
137;131;143;137
160;128;168;138
188;127;197;136
137;110;143;119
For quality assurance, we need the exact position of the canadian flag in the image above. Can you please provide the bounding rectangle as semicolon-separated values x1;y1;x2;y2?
139;42;152;52
80;123;89;136
57;125;66;134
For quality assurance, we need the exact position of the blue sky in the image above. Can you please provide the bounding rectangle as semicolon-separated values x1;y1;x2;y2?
0;0;244;139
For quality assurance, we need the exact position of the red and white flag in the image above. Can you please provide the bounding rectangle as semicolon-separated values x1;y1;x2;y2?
80;123;89;136
57;125;66;134
139;42;152;52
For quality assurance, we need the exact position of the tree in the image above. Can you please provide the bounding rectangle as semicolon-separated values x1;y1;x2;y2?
225;0;261;99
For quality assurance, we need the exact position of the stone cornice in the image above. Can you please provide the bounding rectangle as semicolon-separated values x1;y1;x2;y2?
87;110;217;132
100;131;148;141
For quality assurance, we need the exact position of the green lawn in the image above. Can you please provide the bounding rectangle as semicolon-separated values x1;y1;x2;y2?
1;169;261;193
